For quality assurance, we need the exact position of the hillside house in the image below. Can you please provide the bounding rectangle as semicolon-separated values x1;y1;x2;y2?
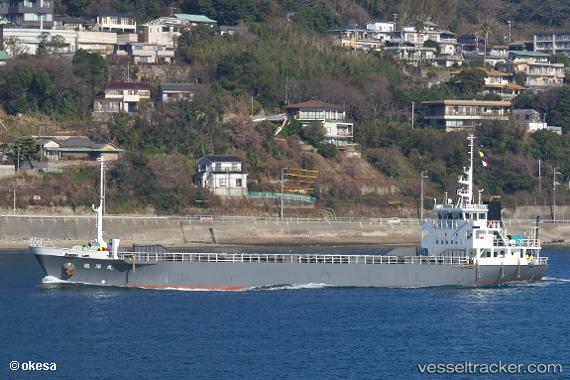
284;100;356;152
509;51;564;88
513;109;562;135
365;20;398;42
93;11;136;33
196;155;248;197
458;34;485;54
160;83;197;103
481;69;525;99
138;14;216;47
401;21;454;45
0;0;54;29
53;16;93;31
534;31;570;56
384;44;436;65
485;45;509;66
328;25;381;51
422;99;511;131
35;136;123;161
449;68;523;99
92;82;151;120
127;43;175;64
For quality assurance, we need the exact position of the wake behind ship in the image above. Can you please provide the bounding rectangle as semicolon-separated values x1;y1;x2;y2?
30;135;548;289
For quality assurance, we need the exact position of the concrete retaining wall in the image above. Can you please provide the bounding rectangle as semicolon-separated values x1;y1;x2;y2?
2;215;569;247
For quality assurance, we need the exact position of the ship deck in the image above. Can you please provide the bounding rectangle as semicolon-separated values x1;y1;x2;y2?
116;252;546;266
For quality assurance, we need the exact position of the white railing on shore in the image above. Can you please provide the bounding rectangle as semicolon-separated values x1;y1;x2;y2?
118;252;472;266
10;214;570;226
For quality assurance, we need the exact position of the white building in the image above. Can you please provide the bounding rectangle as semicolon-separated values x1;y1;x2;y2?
366;21;395;33
1;28;123;56
92;82;151;120
384;45;436;65
196;155;248;197
284;100;356;151
509;51;565;88
534;31;570;56
139;17;187;47
128;43;175;64
138;14;217;47
328;25;382;51
401;21;455;45
93;11;136;33
2;28;76;55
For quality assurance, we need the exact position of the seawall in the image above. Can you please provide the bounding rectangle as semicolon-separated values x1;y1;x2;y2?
1;214;570;248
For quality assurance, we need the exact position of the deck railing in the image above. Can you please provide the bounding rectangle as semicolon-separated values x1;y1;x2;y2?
118;252;472;266
535;257;549;265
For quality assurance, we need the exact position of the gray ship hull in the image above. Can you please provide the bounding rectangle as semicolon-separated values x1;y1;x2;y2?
32;248;548;290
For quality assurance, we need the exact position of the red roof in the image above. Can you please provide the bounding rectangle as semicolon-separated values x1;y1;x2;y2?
284;100;343;110
106;82;150;90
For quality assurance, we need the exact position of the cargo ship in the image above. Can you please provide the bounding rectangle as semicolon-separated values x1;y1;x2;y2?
30;135;548;289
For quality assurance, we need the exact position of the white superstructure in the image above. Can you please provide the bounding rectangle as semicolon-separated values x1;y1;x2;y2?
421;135;545;267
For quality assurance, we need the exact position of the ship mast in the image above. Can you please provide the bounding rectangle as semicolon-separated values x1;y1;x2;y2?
457;134;475;207
92;156;106;247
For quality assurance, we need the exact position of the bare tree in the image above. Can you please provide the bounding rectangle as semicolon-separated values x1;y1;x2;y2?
4;36;29;57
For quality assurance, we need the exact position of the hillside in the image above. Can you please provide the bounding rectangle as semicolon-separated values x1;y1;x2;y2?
1;1;570;216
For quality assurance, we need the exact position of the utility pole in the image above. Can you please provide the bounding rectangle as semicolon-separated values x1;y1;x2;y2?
507;21;512;43
38;124;43;160
553;167;561;222
411;101;415;129
279;168;287;218
13;187;16;214
538;159;541;193
16;145;20;171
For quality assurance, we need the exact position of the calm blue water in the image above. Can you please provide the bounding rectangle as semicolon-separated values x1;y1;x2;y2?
1;247;569;380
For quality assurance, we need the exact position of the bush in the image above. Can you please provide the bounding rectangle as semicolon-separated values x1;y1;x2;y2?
367;148;403;179
300;121;325;147
318;143;338;158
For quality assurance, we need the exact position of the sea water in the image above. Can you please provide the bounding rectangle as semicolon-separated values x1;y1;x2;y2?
1;247;569;379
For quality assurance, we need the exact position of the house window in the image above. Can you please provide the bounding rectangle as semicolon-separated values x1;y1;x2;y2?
231;163;238;171
236;178;242;187
218;178;226;187
215;163;221;171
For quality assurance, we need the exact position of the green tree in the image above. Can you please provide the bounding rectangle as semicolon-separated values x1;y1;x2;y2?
300;121;325;147
546;85;570;132
109;112;139;150
13;137;38;166
514;71;527;86
452;68;486;95
423;39;440;54
3;66;55;114
36;32;50;56
318;143;338;158
73;49;108;90
553;53;570;67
